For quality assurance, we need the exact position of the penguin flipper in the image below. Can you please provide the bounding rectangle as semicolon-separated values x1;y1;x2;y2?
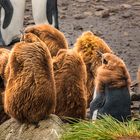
0;0;13;29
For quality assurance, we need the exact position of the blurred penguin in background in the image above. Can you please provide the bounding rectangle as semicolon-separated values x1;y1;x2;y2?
0;0;59;46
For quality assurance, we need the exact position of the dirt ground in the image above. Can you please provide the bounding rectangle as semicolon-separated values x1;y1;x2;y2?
25;0;140;81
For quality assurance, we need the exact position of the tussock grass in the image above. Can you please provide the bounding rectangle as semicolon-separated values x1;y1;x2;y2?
61;116;140;140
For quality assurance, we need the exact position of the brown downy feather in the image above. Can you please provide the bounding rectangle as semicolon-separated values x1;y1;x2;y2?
24;24;68;57
4;41;56;124
137;66;140;83
53;49;87;120
74;31;113;105
95;53;131;93
0;48;10;82
20;32;43;43
0;48;10;124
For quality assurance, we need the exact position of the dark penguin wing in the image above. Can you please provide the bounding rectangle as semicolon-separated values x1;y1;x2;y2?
0;0;13;29
46;0;59;29
90;93;105;119
0;31;4;45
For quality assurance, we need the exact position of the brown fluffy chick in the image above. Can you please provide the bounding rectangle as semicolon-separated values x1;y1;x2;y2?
0;48;10;82
74;31;113;106
4;41;56;124
24;24;68;57
53;49;87;120
0;48;10;124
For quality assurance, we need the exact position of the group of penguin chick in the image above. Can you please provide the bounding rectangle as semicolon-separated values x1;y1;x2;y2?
0;24;135;125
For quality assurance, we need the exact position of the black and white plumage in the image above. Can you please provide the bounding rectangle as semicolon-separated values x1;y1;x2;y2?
0;0;58;45
90;86;131;122
0;0;13;29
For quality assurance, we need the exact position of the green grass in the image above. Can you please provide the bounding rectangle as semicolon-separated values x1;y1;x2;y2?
61;116;140;140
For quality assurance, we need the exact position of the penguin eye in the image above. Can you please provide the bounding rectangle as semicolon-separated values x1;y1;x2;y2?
103;59;108;64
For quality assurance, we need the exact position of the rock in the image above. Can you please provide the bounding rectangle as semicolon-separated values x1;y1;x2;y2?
27;20;35;25
59;9;66;15
118;50;123;55
126;43;130;46
62;6;68;11
123;32;129;36
122;12;133;18
131;92;140;101
60;15;66;19
109;16;117;22
74;14;86;20
94;5;108;11
94;9;110;18
24;15;30;20
77;0;90;3
101;10;110;18
130;81;140;119
74;25;83;31
108;6;120;13
84;11;93;16
130;80;139;99
68;32;73;35
89;25;94;28
72;3;77;6
94;11;102;16
91;29;103;36
132;2;140;6
0;114;63;140
132;2;140;10
61;2;69;7
120;4;132;9
102;0;110;1
131;101;140;119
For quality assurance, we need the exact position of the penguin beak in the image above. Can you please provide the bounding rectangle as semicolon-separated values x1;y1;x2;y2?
0;0;13;29
20;29;24;35
96;50;103;57
20;29;25;41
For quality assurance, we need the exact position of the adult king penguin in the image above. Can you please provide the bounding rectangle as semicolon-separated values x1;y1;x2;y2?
0;0;58;46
